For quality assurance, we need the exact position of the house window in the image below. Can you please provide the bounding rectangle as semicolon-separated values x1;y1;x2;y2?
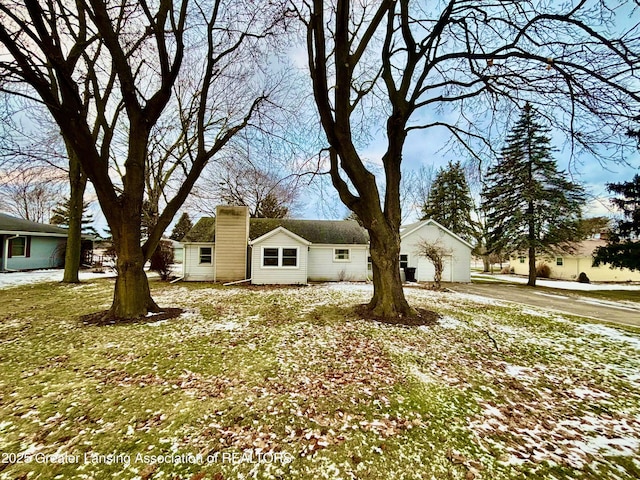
334;248;350;262
556;257;563;266
282;248;298;267
199;247;212;264
367;256;372;271
10;237;26;257
263;247;279;266
399;254;408;269
518;256;525;264
262;247;298;268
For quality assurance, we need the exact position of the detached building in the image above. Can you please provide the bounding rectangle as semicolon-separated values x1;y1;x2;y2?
0;213;68;271
180;206;472;285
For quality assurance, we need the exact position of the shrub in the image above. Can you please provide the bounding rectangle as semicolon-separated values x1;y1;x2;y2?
536;262;551;278
577;272;590;284
150;240;175;281
500;266;511;274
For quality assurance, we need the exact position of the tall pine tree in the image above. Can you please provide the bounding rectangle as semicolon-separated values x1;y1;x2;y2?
421;160;476;241
50;198;99;238
482;103;585;286
593;173;640;271
169;212;194;241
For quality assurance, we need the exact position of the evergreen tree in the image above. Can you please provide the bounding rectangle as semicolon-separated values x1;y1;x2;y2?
481;103;586;286
593;174;640;271
577;216;611;239
169;212;194;241
255;193;289;218
421;160;476;241
50;197;100;237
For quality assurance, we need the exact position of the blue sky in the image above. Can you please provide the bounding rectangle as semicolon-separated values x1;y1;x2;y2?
310;115;640;224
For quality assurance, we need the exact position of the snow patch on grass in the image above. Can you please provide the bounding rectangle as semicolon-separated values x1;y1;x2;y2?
503;364;535;379
434;315;466;329
521;307;548;317
579;323;640;350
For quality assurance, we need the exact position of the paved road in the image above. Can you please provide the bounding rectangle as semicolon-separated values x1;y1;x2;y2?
448;283;640;328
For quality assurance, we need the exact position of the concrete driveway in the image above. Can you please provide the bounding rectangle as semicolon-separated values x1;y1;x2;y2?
449;282;640;328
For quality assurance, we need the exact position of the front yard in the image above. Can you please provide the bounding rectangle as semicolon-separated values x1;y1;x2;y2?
1;279;639;479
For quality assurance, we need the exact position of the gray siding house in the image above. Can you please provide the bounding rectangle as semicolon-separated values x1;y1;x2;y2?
0;213;68;271
180;206;472;285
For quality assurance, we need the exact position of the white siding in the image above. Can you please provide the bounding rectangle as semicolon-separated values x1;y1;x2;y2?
307;245;369;281
251;231;308;285
183;244;215;281
401;223;471;283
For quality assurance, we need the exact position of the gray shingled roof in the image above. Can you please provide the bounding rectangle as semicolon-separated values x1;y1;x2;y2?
0;212;69;236
182;217;369;245
181;217;216;242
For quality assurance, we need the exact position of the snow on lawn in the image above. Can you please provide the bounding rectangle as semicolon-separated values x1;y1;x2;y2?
2;281;640;479
578;323;640;351
474;272;640;291
0;268;117;289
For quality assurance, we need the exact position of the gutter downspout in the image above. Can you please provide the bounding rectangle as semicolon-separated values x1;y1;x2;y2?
223;278;251;286
3;235;19;272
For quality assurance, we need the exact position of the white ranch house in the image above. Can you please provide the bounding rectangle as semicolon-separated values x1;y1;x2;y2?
180;206;472;285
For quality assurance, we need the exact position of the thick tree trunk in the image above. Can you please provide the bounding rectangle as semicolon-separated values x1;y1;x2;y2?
110;255;159;318
62;148;87;283
367;227;415;318
482;255;491;273
108;210;160;319
528;246;537;287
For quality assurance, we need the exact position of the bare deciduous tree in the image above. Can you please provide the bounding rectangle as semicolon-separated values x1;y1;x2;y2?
415;239;452;290
0;0;289;320
0;98;89;282
0;167;64;223
195;156;301;218
297;0;639;318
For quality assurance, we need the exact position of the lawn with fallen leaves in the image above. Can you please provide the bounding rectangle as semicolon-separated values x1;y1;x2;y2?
1;279;639;479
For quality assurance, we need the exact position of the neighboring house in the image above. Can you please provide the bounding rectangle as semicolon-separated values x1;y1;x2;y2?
0;213;68;271
180;206;472;285
510;238;640;282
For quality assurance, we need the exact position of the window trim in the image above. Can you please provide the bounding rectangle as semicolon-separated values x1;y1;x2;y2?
261;246;299;269
399;253;409;270
281;247;298;267
556;257;563;266
9;236;27;258
518;256;525;264
333;248;351;262
199;246;212;264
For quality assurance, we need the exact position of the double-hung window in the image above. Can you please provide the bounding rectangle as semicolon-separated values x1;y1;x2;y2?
263;248;279;266
199;247;212;264
282;248;298;267
10;237;26;257
262;247;298;268
334;248;350;262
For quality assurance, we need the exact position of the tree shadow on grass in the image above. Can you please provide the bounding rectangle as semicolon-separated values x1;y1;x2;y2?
354;305;440;327
80;307;184;326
